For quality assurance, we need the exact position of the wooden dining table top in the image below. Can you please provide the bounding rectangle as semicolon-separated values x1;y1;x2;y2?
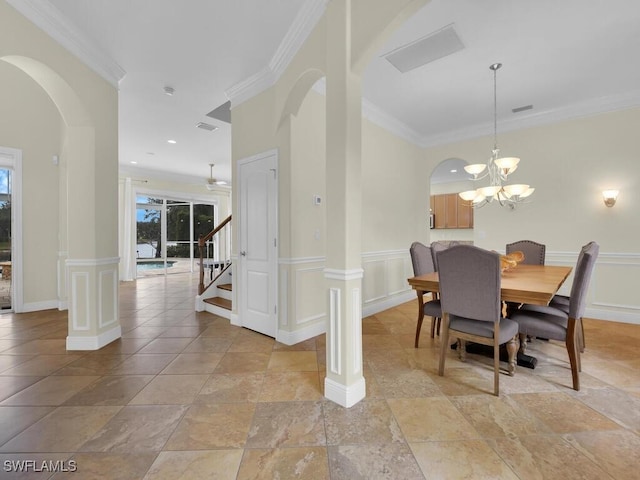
408;264;573;306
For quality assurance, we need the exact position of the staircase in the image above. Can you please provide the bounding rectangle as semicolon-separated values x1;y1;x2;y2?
203;283;232;318
195;215;233;320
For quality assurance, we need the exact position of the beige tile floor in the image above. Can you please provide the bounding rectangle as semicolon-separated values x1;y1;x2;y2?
0;272;638;479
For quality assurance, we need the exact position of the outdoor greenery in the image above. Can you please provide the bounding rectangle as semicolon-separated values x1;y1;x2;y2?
136;198;215;259
0;200;10;261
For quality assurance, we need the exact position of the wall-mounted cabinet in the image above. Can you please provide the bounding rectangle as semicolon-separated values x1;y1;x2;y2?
431;194;473;229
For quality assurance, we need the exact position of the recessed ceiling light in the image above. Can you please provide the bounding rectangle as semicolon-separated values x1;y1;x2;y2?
167;140;176;144
130;161;137;164
450;169;457;173
163;86;175;96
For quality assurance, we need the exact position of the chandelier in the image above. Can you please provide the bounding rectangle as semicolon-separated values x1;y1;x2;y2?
459;63;534;208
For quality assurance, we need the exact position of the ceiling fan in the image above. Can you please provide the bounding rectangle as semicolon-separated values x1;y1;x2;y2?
205;163;227;190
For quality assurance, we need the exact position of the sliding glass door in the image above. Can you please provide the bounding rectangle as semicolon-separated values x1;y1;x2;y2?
0;169;11;310
136;195;216;277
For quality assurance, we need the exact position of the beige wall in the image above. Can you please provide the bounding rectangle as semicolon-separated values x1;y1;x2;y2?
234;80;426;340
0;62;61;306
1;0;119;314
422;108;640;323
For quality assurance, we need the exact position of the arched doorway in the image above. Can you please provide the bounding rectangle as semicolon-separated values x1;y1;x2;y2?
429;157;475;242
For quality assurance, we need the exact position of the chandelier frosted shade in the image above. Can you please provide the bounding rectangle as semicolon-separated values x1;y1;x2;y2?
464;163;487;176
459;190;479;201
502;183;530;196
494;157;519;175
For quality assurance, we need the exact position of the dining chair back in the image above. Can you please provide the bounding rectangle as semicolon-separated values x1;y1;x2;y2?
410;241;435;277
568;241;599;320
430;241;458;271
437;245;519;395
506;240;546;265
511;241;599;390
409;242;442;344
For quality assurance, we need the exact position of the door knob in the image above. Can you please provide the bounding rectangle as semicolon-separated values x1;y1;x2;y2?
240;251;246;256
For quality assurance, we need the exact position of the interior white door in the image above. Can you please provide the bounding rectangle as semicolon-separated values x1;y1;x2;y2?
238;151;277;337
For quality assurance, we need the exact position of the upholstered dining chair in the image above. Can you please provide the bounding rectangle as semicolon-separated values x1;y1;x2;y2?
437;245;519;396
511;241;599;391
409;242;442;345
430;240;458;272
506;240;546;265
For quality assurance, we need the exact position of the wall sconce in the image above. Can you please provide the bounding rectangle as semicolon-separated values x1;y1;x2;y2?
602;189;619;208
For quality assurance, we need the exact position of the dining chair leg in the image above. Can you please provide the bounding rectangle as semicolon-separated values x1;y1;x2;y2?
518;333;528;355
438;314;450;376
578;318;586;353
429;315;436;338
414;294;425;348
567;317;580;391
458;339;466;362
505;335;518;376
493;337;500;396
415;316;424;348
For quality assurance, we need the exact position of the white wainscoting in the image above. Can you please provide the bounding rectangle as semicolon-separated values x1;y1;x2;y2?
547;251;640;325
361;250;415;317
277;251;416;344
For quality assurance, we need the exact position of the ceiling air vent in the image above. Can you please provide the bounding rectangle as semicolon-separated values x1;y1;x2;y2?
383;23;464;73
196;122;218;131
512;104;534;113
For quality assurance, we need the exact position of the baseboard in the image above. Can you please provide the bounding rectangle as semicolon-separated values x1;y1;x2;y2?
195;295;204;312
66;325;122;351
19;300;59;313
203;303;231;320
585;308;640;325
230;312;240;327
324;376;366;408
277;319;326;346
363;291;414;317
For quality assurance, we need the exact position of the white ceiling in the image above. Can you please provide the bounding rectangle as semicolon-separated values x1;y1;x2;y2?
30;0;640;185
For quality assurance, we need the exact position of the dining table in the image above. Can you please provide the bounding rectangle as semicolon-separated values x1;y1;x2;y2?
407;263;573;368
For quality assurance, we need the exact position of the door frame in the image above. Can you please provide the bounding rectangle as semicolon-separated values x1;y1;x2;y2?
0;146;23;312
237;149;278;337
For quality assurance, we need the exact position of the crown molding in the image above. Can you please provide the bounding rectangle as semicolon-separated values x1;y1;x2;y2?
225;66;277;108
361;99;425;147
119;164;230;193
269;0;329;77
7;0;126;87
420;89;640;149
226;0;329;108
312;77;425;147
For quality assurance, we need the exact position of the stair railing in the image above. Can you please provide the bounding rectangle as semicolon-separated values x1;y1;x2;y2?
198;214;232;294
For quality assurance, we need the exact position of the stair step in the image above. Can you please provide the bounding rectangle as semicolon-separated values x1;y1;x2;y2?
218;283;232;292
204;297;231;310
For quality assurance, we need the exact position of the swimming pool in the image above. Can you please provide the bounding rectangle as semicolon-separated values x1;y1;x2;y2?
136;260;176;270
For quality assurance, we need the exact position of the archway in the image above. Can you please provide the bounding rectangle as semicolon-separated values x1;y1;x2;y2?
429;158;475;241
0;54;120;350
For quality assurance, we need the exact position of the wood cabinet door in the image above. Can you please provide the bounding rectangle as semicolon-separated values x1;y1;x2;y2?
445;193;458;228
457;195;473;228
433;194;446;229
